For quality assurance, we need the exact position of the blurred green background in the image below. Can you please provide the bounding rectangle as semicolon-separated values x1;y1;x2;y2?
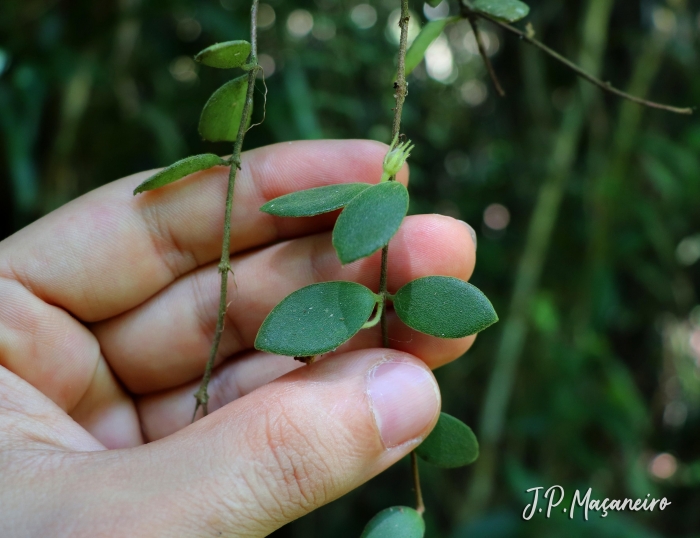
1;0;700;536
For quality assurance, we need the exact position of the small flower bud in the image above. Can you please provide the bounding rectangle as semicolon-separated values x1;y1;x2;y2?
381;134;414;182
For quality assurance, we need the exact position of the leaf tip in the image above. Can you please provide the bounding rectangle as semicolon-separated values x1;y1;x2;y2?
133;184;148;195
259;201;275;215
486;304;499;326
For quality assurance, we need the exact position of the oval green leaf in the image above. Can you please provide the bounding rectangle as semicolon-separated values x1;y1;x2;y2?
199;75;249;142
416;413;479;468
133;154;225;195
361;506;425;538
332;182;409;265
393;276;498;338
472;0;530;23
260;183;371;217
195;40;251;69
405;17;460;76
255;281;377;356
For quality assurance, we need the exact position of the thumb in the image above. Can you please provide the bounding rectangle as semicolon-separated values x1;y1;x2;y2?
127;350;440;536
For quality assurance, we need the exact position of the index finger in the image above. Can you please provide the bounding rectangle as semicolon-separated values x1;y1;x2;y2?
0;140;408;322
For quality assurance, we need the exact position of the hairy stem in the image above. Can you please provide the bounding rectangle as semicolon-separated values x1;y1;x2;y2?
390;1;410;141
193;0;260;420
468;9;692;115
377;0;425;516
379;0;410;348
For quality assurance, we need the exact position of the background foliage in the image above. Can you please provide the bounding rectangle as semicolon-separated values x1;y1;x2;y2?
1;0;700;536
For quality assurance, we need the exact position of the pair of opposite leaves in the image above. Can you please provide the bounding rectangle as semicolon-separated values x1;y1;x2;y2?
253;182;498;358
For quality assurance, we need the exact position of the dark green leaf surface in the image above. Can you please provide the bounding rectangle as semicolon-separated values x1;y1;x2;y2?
360;506;425;538
472;0;530;22
133;154;225;195
416;413;479;468
425;0;443;6
405;17;460;76
332;182;409;265
260;183;371;217
255;281;377;356
198;75;249;142
393;276;498;338
194;40;251;69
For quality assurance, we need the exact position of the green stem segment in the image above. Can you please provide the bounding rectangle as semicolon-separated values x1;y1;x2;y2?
411;451;425;515
362;299;384;329
193;0;260;420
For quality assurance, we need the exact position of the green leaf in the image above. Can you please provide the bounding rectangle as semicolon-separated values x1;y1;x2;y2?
195;40;251;69
472;0;530;23
425;0;443;6
405;17;460;76
393;276;498;338
199;75;249;142
361;506;425;538
416;413;479;468
255;281;377;356
332;182;409;265
260;183;371;217
133;154;225;195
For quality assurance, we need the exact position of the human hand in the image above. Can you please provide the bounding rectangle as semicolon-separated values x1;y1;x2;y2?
0;140;477;537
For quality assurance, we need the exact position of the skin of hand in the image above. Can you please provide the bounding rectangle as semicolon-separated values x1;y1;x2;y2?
0;140;477;537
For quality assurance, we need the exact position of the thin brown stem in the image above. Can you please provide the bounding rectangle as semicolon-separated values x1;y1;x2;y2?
193;0;261;421
390;2;410;139
411;451;425;515
467;16;505;97
379;0;410;348
379;246;389;347
377;0;425;516
469;9;693;115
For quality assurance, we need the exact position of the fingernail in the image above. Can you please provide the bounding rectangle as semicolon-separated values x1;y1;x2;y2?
367;361;440;448
459;220;477;251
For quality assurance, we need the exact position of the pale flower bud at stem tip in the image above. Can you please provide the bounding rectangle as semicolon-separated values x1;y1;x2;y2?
381;134;414;182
